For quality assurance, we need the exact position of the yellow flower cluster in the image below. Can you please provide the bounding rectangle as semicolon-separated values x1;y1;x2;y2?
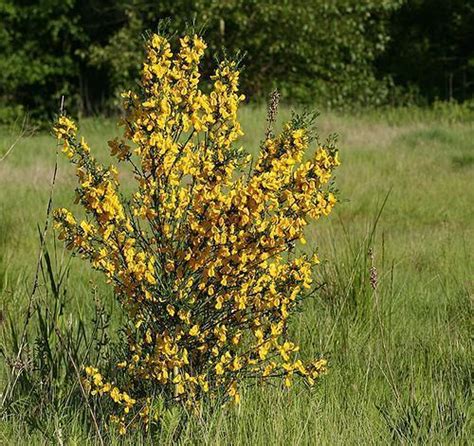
53;32;339;434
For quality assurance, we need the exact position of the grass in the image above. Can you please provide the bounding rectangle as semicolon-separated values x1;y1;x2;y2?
0;105;472;444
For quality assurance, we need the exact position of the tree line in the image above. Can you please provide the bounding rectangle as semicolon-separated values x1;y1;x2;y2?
0;0;472;123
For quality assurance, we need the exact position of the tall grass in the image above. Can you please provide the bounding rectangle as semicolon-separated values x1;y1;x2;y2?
0;105;472;444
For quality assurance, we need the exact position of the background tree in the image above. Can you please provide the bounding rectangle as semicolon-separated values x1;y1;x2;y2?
379;0;474;102
1;0;473;123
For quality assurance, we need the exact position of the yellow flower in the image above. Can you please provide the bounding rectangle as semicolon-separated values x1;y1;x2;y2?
189;324;200;337
110;387;121;403
215;363;225;375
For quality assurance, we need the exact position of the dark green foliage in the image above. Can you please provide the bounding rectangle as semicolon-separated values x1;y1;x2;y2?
90;0;400;108
380;0;474;102
0;0;401;122
1;0;473;122
0;0;123;122
0;0;82;121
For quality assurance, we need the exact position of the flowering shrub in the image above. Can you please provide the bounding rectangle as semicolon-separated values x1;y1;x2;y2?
53;32;339;434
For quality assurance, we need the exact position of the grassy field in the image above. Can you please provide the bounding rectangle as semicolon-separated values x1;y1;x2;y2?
0;105;472;444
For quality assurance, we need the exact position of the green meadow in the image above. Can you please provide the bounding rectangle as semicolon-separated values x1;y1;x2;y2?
0;105;472;444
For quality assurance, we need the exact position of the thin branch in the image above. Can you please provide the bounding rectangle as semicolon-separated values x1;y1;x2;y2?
0;115;35;163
